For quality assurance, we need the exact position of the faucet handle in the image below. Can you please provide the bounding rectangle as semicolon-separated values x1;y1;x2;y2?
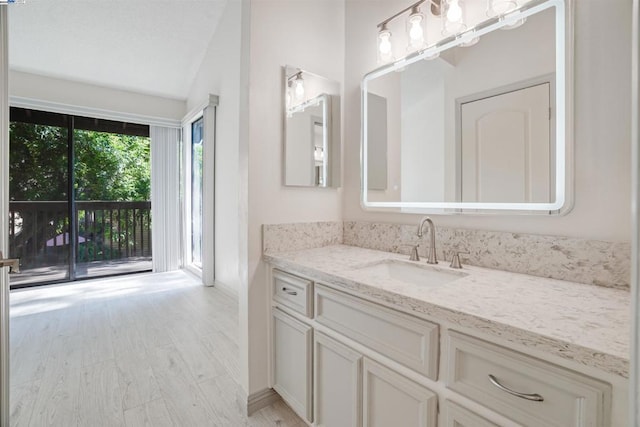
449;250;469;269
401;243;420;261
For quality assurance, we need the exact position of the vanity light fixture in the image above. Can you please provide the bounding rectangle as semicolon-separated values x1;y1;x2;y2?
486;0;518;17
285;70;306;116
407;5;426;51
293;72;305;101
486;0;526;29
500;14;527;29
459;30;480;46
377;0;444;63
442;0;468;35
377;23;395;63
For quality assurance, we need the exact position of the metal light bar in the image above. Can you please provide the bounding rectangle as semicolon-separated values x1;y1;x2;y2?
377;0;442;28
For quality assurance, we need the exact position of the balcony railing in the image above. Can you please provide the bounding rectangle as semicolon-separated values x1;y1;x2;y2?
9;200;152;275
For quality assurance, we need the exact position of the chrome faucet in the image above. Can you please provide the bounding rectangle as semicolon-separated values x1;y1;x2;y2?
417;217;438;264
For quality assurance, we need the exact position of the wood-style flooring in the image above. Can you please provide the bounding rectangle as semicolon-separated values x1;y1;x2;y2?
9;271;304;426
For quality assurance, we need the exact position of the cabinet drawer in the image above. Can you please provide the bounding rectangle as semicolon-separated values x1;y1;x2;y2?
272;269;313;317
445;331;611;427
441;400;498;427
315;284;438;380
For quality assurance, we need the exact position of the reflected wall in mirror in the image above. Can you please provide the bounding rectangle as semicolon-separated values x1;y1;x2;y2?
284;66;341;188
362;0;572;213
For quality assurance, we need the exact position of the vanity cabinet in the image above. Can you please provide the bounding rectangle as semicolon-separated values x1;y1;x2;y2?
315;284;439;380
445;331;611;427
314;332;362;427
272;268;314;317
363;358;438;427
441;401;498;427
269;266;614;427
272;308;313;423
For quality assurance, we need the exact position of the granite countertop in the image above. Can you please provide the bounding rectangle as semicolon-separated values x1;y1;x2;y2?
263;244;630;378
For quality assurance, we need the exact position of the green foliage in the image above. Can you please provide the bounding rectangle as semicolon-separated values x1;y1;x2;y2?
9;122;69;201
74;130;150;201
9;123;151;202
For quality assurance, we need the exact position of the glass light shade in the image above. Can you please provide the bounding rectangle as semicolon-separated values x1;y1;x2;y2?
501;16;527;30
460;35;479;47
377;26;395;64
486;0;518;17
442;0;467;36
294;77;304;100
406;11;426;52
423;50;440;60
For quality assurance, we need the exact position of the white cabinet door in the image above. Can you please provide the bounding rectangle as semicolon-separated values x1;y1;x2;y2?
362;358;437;427
314;332;362;427
272;308;313;423
441;400;498;427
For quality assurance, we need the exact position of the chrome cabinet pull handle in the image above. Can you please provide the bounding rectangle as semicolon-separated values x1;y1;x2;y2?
281;287;297;296
488;374;544;402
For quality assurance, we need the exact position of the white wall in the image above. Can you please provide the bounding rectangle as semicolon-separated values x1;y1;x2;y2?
345;0;632;242
245;0;344;395
9;70;185;121
186;0;244;293
401;60;446;202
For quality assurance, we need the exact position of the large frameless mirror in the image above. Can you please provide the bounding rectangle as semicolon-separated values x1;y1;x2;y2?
284;65;341;188
362;0;573;214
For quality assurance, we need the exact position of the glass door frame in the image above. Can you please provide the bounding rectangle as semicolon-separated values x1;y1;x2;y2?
181;110;205;276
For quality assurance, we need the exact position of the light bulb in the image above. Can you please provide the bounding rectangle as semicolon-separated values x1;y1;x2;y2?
408;15;423;41
294;78;304;100
378;32;392;54
447;0;463;22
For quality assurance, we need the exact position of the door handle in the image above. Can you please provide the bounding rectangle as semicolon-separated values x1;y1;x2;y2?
0;252;19;273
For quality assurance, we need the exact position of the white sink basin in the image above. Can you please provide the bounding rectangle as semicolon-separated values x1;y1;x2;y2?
354;259;467;287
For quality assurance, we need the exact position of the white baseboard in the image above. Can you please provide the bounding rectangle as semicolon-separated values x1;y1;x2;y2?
211;280;239;297
246;388;281;416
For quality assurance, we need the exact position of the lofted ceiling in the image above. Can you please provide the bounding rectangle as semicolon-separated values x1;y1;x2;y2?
8;0;228;100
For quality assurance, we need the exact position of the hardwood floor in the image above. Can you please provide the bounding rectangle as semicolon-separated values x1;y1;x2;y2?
9;271;305;427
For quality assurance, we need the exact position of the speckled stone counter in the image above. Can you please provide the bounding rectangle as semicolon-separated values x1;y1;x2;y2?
263;245;630;378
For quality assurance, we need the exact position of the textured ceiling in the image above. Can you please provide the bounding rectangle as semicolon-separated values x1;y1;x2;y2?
8;0;228;100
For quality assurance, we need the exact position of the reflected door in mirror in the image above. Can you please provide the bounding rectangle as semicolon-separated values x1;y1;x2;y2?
460;82;552;203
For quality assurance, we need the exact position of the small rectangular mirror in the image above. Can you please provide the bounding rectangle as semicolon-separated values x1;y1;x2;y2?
284;66;340;188
362;0;572;213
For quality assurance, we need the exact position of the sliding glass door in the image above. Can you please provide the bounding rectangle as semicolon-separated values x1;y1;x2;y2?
73;118;152;279
9;109;71;285
8;107;152;288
